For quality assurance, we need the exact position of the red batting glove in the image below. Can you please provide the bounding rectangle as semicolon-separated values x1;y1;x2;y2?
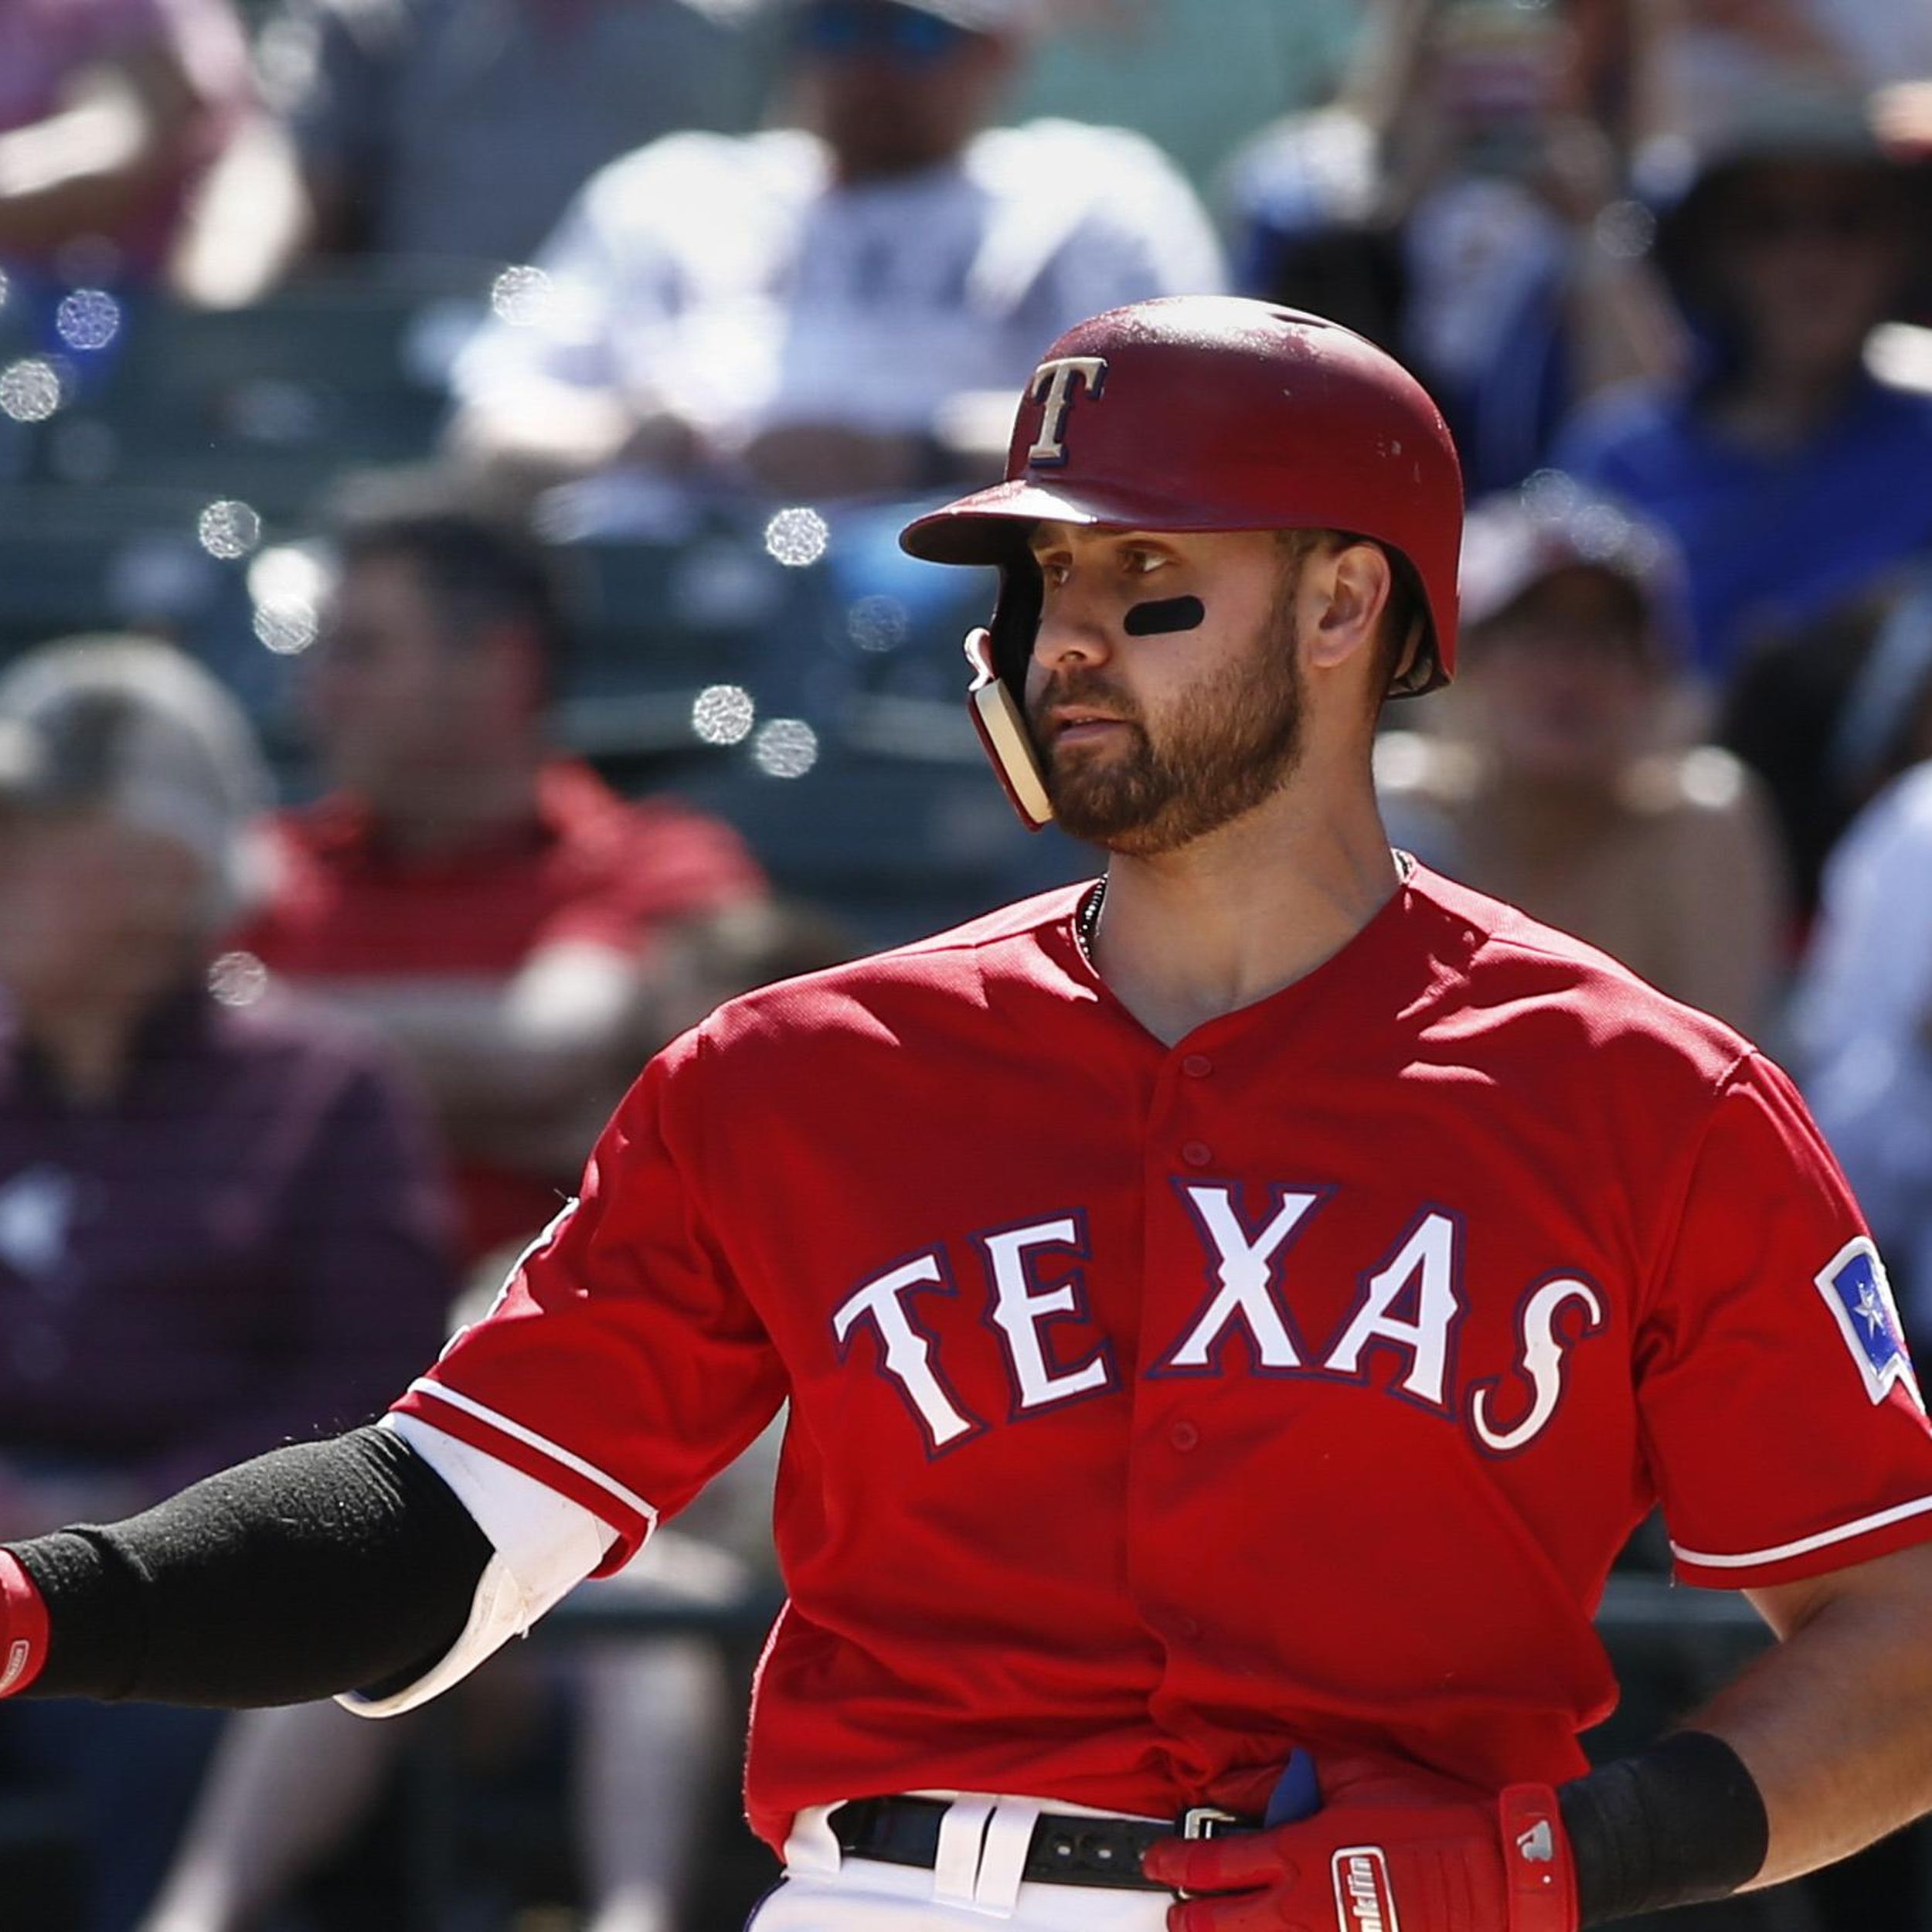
1141;1781;1576;1932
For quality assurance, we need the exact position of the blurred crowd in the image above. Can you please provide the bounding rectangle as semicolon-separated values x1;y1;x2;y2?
5;0;1932;1928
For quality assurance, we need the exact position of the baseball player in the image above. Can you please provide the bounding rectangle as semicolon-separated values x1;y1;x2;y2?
2;298;1932;1932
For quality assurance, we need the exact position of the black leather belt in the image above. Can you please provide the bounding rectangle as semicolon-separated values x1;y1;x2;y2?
830;1794;1250;1893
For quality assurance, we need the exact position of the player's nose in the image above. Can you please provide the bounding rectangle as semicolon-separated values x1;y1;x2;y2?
1032;594;1117;672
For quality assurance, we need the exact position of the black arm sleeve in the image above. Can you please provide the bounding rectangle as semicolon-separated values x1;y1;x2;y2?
1561;1730;1770;1926
6;1424;492;1707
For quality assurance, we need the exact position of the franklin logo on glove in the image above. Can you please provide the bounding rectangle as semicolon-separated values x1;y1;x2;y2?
1334;1848;1396;1932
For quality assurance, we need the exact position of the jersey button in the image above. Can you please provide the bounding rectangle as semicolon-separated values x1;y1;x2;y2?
1181;1140;1212;1167
1169;1420;1200;1452
1181;1053;1213;1079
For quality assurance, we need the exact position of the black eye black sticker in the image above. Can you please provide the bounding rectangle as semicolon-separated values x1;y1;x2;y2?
1123;596;1206;637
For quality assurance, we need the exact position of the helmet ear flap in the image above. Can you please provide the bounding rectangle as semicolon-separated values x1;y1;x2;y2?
961;551;1051;831
988;549;1044;704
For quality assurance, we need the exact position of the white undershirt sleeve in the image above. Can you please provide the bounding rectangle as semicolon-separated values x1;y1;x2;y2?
333;1413;621;1719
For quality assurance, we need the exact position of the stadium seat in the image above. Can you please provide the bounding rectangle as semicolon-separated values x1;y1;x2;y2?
24;269;486;518
549;529;834;767
0;485;277;718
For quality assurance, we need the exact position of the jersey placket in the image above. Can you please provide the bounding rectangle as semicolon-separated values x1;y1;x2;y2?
1124;1029;1283;1800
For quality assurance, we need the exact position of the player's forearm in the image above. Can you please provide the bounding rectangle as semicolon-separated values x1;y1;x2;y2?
1702;1547;1932;1887
308;967;640;1122
0;1427;488;1708
0;107;160;249
446;389;641;492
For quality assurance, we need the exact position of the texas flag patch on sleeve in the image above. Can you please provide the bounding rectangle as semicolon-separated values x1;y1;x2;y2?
1816;1237;1924;1413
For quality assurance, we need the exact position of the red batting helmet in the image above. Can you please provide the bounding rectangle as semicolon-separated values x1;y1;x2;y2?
899;298;1464;825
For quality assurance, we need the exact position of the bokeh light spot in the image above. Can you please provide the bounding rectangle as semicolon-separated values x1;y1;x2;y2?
1592;200;1655;262
247;544;328;655
253;602;318;655
764;507;830;569
198;500;263;561
1570;502;1629;560
847;594;910;654
751;717;819;780
1520;469;1580;520
0;359;62;423
55;288;121;352
207;951;269;1007
691;684;756;747
490;265;553;328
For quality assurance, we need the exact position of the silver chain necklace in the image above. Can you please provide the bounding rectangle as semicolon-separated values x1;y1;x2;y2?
1074;876;1107;964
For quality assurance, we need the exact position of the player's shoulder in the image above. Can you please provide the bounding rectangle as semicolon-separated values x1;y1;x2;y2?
1411;863;1752;1088
689;883;1089;1049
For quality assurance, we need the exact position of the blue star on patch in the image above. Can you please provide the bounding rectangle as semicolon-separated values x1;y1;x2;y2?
1815;1237;1923;1413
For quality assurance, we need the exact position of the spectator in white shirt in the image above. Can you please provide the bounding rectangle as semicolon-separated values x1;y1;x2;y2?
1794;760;1932;1339
447;0;1226;517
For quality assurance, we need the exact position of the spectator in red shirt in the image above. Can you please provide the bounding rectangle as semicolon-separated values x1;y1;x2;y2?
233;498;766;1261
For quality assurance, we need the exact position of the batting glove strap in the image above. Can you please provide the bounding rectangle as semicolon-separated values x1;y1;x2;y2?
1498;1785;1579;1932
1145;1781;1579;1932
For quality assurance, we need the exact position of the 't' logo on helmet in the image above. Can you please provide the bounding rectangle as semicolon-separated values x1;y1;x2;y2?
1026;356;1108;468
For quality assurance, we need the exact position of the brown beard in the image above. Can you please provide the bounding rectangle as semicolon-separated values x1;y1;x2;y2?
1027;594;1305;856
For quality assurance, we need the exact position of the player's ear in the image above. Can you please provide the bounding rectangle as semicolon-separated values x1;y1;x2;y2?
1303;539;1393;678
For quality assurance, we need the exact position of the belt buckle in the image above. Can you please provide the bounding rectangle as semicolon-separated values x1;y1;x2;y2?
1181;1805;1241;1840
1175;1806;1242;1900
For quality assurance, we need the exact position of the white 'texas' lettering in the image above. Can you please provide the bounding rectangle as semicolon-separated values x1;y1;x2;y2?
1322;1211;1461;1406
1163;1186;1325;1369
981;1217;1111;1412
1471;1277;1605;1453
832;1254;976;1450
1026;356;1108;465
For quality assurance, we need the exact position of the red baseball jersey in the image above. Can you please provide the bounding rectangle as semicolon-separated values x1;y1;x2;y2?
393;865;1932;1849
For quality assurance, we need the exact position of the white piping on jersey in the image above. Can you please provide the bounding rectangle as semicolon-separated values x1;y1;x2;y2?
402;1378;662;1530
1671;1492;1932;1570
382;1412;620;1577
